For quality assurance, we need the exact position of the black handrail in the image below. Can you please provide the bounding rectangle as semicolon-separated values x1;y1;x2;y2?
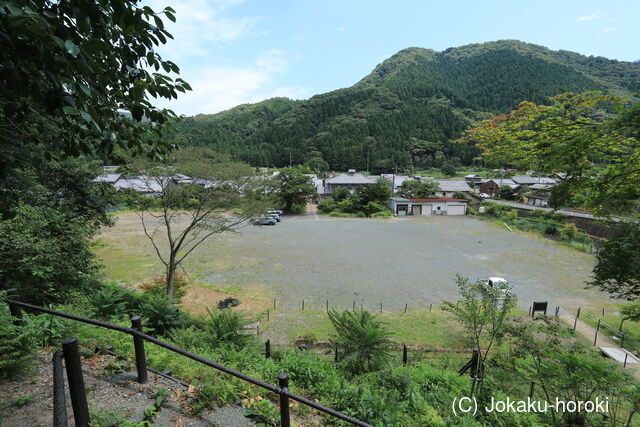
8;299;372;427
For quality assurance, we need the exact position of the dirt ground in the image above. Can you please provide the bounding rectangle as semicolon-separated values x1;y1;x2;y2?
180;286;271;317
96;212;615;315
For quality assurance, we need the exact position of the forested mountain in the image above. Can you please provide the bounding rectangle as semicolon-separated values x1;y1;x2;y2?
175;40;640;173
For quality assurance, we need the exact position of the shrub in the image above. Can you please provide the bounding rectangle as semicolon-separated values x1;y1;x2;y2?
140;297;185;336
140;274;188;302
89;282;146;320
24;309;76;347
328;310;394;375
201;308;254;349
0;294;34;379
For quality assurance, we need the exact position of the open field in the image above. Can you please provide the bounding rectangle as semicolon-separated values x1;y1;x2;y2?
96;212;616;310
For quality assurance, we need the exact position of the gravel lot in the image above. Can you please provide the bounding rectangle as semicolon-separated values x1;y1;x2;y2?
99;213;613;312
198;213;607;311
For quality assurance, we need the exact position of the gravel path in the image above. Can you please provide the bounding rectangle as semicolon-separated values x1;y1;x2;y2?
0;351;254;427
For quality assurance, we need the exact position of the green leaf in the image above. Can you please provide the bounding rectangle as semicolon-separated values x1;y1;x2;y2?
64;40;80;57
62;106;78;115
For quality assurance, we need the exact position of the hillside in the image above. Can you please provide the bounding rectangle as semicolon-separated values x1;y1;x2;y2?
175;40;640;172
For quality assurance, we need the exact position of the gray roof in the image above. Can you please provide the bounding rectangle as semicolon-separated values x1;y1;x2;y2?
483;178;520;189
113;175;166;193
530;183;554;190
325;172;376;185
433;179;471;192
511;176;557;185
94;173;121;183
390;197;410;202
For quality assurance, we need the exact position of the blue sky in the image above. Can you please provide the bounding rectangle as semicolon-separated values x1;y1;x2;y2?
146;0;640;116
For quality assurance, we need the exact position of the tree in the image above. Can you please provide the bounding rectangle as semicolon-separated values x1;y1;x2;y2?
456;92;638;213
272;167;317;213
1;0;190;166
442;275;516;388
328;309;394;375
497;185;515;200
399;180;440;199
589;224;640;300
132;148;269;302
0;1;188;301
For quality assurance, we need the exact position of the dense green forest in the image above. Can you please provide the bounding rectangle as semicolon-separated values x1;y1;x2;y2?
174;40;640;173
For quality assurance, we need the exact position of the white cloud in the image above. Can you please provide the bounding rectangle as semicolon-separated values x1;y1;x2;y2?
157;50;309;115
143;0;260;61
576;12;603;22
601;26;618;33
336;26;348;32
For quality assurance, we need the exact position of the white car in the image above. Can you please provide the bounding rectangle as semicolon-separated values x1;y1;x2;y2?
479;193;491;199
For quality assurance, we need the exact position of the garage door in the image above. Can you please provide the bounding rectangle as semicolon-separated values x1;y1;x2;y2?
422;205;432;215
412;205;421;215
447;204;466;215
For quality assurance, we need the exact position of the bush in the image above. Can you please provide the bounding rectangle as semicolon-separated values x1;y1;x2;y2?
140;297;185;336
201;308;254;349
0;294;34;379
89;282;146;320
328;310;394;375
140;274;188;302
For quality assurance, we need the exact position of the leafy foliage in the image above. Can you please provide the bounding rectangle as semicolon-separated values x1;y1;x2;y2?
200;308;254;349
0;293;34;379
140;297;185;337
328;309;394;375
270;167;317;213
589;224;640;300
398;180;440;198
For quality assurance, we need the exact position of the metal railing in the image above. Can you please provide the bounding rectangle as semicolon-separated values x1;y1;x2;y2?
6;298;372;427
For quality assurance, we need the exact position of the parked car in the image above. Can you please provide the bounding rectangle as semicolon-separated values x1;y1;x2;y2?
479;193;491;199
267;209;283;216
255;217;277;226
269;213;281;222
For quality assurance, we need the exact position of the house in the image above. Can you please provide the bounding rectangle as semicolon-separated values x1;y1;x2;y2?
511;176;557;186
523;183;554;207
324;169;377;195
464;174;483;187
94;173;122;184
478;179;520;197
380;174;412;193
432;179;472;197
389;197;468;216
113;175;170;196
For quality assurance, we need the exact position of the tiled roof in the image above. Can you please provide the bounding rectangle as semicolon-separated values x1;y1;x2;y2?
408;198;468;203
433;180;471;192
325;172;376;185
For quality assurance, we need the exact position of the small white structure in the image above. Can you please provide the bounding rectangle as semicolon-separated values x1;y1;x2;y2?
389;197;468;216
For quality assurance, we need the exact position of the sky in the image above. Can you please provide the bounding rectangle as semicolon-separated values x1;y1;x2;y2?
144;0;640;116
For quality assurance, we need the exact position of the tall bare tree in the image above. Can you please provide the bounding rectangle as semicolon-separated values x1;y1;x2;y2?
131;148;269;301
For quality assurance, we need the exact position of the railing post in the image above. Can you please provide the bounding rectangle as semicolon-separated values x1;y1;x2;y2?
265;340;271;359
6;289;24;327
131;316;148;384
279;372;291;427
403;345;408;365
52;351;68;427
334;344;339;363
404;303;408;313
573;307;581;331
62;338;90;427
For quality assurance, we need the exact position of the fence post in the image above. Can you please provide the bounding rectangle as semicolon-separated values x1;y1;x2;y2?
279;373;291;427
326;299;329;313
302;299;305;311
624;353;629;368
528;306;532;317
267;309;270;322
62;338;90;427
273;298;276;310
429;303;432;313
573;307;581;331
379;302;382;313
594;319;601;346
256;325;260;337
131;316;148;384
265;340;271;359
334;344;339;363
6;289;24;327
554;306;559;317
52;351;68;427
403;345;408;365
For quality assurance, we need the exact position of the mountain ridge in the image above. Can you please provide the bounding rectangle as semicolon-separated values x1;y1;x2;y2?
175;40;640;172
